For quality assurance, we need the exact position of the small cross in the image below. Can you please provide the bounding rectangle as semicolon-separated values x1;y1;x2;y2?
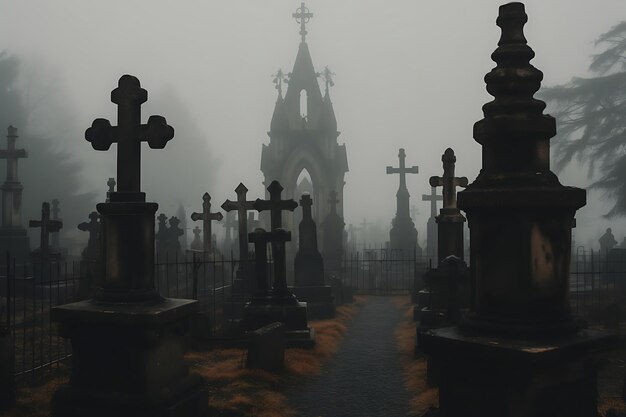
29;202;63;259
293;2;313;43
272;69;290;96
318;66;335;96
0;126;27;183
300;193;313;219
422;186;443;218
85;75;174;200
78;211;101;248
429;148;468;211
387;148;419;190
192;226;201;240
254;180;298;230
157;213;168;227
222;183;256;262
190;193;223;253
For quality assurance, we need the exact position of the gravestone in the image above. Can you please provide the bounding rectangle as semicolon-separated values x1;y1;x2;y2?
321;190;344;276
29;201;63;282
599;227;617;257
417;5;615;417
51;75;206;417
422;186;442;263
190;193;223;254
77;211;101;299
246;322;285;373
190;226;203;251
155;212;169;259
167;216;184;258
242;181;315;347
293;193;334;318
387;148;421;258
0;126;30;263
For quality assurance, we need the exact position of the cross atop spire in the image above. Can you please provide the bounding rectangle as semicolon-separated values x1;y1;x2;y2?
272;69;290;96
293;2;313;43
319;66;335;96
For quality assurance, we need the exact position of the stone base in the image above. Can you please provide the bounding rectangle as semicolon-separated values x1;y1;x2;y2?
243;302;315;348
0;231;30;264
51;298;207;417
418;326;616;417
290;285;335;319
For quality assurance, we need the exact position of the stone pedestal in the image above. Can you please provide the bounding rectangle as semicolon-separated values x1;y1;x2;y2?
243;301;315;348
436;209;465;263
418;327;615;417
389;214;420;258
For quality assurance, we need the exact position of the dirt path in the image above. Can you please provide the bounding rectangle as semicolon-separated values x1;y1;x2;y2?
287;296;412;417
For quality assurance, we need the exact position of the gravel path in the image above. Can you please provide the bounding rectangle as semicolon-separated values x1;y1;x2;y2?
288;296;412;417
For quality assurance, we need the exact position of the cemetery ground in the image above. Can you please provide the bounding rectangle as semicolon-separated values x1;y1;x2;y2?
6;296;369;417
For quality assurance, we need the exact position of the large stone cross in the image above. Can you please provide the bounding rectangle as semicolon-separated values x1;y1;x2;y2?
0;126;27;183
29;202;63;259
222;183;255;260
429;148;468;210
78;211;101;249
85;75;174;199
249;227;292;297
293;2;313;43
387;148;419;191
422;186;443;218
190;193;223;253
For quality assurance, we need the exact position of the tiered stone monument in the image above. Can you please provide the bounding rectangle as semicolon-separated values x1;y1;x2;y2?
51;75;206;417
77;211;101;299
29;202;63;282
418;5;615;416
190;192;223;254
421;186;442;263
321;190;344;276
387;148;421;257
0;126;30;263
242;180;314;347
293;194;334;318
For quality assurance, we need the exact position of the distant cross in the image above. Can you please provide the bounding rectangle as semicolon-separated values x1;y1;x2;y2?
85;75;174;199
249;227;292;297
0;126;27;183
222;183;255;261
78;211;101;250
50;199;61;249
387;148;419;192
429;148;468;211
293;2;313;43
272;69;289;96
319;66;335;96
29;202;63;260
190;193;223;253
422;186;443;218
253;181;298;298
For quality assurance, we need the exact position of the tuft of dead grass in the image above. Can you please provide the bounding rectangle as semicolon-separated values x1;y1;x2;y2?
599;397;626;417
5;367;69;417
393;295;438;416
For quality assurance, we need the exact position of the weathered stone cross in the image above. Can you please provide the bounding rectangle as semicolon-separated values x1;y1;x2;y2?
78;211;101;249
429;148;468;211
190;193;223;253
29;202;63;259
222;183;255;262
85;75;174;200
254;181;298;297
387;148;418;218
293;2;313;43
422;186;443;218
0;126;27;184
249;227;292;297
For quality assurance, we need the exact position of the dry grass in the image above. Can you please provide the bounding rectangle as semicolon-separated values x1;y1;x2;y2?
5;367;69;417
393;295;438;416
600;397;626;417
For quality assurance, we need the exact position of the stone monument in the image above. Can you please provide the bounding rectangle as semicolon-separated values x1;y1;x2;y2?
51;74;206;417
417;5;615;416
190;226;203;251
387;148;421;258
0;126;29;263
190;192;223;254
293;193;334;318
29;202;63;282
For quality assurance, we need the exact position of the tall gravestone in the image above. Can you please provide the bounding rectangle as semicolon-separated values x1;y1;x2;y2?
0;126;30;262
51;75;206;417
190;193;223;254
387;148;421;257
421;186;442;263
418;5;615;416
293;194;334;318
243;180;314;347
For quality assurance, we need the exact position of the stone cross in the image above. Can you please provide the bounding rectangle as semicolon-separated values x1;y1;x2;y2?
387;148;418;219
85;75;174;200
222;183;255;261
190;226;202;251
29;202;62;260
272;69;289;96
249;227;292;297
78;211;101;254
422;186;443;218
319;66;335;96
50;199;61;249
190;193;223;253
0;126;27;184
254;181;298;296
1;126;28;231
429;148;468;211
293;2;313;43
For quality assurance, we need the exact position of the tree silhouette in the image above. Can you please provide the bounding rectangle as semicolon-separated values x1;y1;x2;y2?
542;22;626;217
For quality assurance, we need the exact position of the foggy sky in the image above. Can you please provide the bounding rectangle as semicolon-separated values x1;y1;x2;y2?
1;0;624;251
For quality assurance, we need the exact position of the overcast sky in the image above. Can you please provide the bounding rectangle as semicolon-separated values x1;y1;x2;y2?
1;0;625;250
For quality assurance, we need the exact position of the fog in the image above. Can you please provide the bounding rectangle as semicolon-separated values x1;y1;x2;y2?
1;0;624;253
